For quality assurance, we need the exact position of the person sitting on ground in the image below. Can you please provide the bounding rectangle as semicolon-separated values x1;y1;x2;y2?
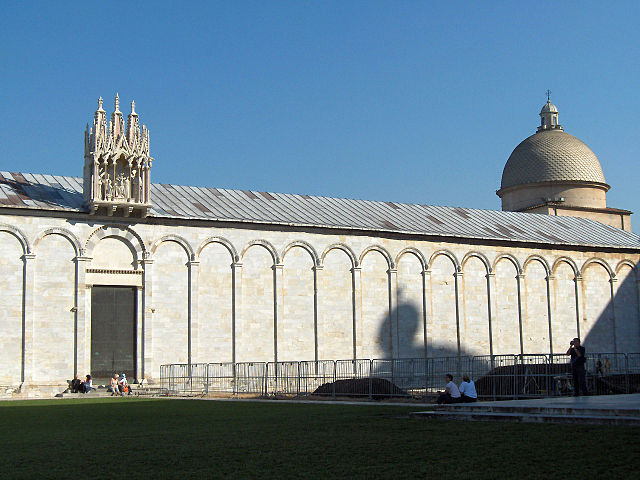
82;374;94;393
108;374;119;396
118;373;130;396
458;375;478;403
69;374;82;393
437;374;461;404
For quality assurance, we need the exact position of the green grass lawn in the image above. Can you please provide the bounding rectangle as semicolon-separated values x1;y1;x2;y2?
0;398;637;479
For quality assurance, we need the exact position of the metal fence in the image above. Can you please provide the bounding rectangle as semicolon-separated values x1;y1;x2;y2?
159;352;640;400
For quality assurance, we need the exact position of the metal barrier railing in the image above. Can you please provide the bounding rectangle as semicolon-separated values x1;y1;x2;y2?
159;352;640;399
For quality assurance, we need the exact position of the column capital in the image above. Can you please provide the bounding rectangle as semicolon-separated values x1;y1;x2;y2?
272;263;284;271
453;271;463;278
350;266;361;273
609;277;618;285
516;273;526;280
387;268;397;275
140;258;154;266
574;275;583;282
231;262;243;269
546;275;555;281
22;253;36;261
187;260;200;267
75;256;92;263
312;264;324;272
486;272;495;279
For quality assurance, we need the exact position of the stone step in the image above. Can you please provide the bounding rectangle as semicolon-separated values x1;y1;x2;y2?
435;404;640;418
411;410;640;426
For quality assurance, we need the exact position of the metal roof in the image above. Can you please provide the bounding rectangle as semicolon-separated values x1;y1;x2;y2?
1;171;639;250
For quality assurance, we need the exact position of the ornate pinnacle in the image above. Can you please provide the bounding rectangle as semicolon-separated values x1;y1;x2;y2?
130;100;137;115
114;93;120;112
97;96;104;111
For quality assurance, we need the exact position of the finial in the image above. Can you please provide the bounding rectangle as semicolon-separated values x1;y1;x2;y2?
546;89;552;103
97;97;104;111
131;100;136;114
114;93;120;112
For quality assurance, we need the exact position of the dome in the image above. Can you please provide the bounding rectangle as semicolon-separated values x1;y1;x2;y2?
500;129;608;190
540;101;558;114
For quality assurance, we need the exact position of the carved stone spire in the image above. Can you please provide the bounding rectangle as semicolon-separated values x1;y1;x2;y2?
83;94;153;218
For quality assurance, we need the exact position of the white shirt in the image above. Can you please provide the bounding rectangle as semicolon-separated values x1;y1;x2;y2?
459;380;477;398
446;381;461;398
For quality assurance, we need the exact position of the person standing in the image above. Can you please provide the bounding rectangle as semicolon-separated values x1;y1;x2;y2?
566;338;588;396
459;375;478;402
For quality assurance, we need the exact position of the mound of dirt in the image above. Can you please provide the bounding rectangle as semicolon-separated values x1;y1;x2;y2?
313;378;408;399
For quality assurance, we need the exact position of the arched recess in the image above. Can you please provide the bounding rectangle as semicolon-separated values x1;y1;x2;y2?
280;243;316;361
319;245;355;360
395;248;426;358
85;225;146;260
150;234;194;261
461;252;491;356
281;240;319;267
320;243;357;268
197;237;236;363
152;237;191;368
359;245;394;270
0;229;26;384
522;256;551;354
33;229;78;382
34;227;82;257
0;223;31;254
197;236;239;263
613;261;639;352
582;258;616;352
493;254;521;355
361;247;392;358
238;242;276;362
429;250;459;357
552;257;580;353
240;239;280;265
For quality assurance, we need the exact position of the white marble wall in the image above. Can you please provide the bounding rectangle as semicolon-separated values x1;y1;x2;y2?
0;213;639;387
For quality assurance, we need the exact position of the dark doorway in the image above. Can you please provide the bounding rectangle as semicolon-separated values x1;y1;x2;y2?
91;286;136;381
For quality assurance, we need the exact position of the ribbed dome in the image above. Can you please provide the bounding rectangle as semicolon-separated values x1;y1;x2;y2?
500;129;608;190
540;101;558;114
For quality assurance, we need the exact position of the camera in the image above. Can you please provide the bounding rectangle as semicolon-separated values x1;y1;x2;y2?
570;340;574;346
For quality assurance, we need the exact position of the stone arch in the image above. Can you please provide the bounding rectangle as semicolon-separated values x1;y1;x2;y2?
615;260;638;278
281;240;320;266
0;223;31;254
523;255;551;276
241;239;280;265
34;227;82;256
461;251;491;274
395;247;427;271
84;225;146;259
359;245;394;269
428;249;460;272
551;256;580;278
581;257;615;279
197;236;239;263
493;253;522;274
320;243;357;268
150;234;195;261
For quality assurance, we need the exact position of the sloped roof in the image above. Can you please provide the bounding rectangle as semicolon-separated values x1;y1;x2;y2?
1;171;639;250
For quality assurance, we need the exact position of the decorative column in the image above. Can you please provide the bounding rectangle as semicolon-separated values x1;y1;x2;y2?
231;262;243;364
74;254;92;378
140;255;154;382
609;277;618;354
453;270;464;356
516;273;525;356
574;275;584;340
273;264;284;363
388;268;398;358
312;265;323;362
421;269;431;359
187;259;200;365
21;253;36;386
486;273;497;357
351;266;362;360
546;275;554;356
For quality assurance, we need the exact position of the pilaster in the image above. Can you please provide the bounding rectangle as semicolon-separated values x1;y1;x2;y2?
546;275;554;355
273;264;284;363
140;256;154;381
388;268;398;358
231;263;243;364
421;270;431;359
351;266;362;360
516;273;525;356
74;255;92;378
312;265;323;362
21;253;36;385
609;277;618;353
453;271;464;356
187;260;200;365
486;273;497;357
575;275;584;340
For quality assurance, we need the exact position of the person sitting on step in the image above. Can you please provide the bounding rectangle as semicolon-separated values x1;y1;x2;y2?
437;374;461;404
459;375;478;402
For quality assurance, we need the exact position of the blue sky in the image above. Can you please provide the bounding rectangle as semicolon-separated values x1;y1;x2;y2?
2;2;639;229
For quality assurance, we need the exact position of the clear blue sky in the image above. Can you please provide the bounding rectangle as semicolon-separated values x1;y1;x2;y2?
2;2;639;229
